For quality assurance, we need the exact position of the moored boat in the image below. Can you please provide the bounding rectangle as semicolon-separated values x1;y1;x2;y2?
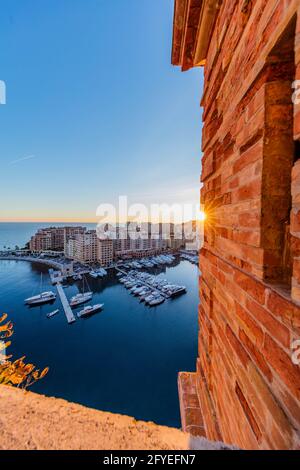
169;286;186;297
47;309;59;318
25;291;56;306
25;273;56;306
70;292;93;307
89;271;98;279
77;303;104;318
149;296;165;306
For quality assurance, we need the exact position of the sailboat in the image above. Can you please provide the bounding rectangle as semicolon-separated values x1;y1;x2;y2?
70;275;93;307
25;273;56;306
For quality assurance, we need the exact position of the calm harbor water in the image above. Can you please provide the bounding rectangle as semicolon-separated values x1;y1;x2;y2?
0;257;198;428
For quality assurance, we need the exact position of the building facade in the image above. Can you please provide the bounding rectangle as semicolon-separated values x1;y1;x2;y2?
97;237;114;266
29;227;64;252
113;222;171;259
65;238;77;260
30;226;85;253
172;0;300;450
74;230;98;264
63;226;86;255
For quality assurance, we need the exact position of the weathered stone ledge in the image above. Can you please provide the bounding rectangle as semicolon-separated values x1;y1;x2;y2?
0;385;230;450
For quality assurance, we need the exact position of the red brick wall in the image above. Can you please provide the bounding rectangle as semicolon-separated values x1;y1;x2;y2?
198;0;300;449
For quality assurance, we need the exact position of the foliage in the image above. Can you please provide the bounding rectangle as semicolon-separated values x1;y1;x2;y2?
0;313;48;389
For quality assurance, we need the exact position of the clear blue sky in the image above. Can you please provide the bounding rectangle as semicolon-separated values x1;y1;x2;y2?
0;0;203;222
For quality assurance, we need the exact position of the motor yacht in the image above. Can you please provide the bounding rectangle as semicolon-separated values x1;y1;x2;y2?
149;296;165;306
77;303;104;318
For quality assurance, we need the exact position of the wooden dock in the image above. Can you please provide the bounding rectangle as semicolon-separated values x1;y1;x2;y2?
56;283;76;324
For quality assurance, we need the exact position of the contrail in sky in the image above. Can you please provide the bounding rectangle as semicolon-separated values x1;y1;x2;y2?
9;154;36;165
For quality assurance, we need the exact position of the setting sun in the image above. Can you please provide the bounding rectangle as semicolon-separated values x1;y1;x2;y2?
197;210;206;222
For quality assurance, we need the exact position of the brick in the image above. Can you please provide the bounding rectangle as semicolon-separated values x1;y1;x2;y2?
226;324;250;368
246;298;290;348
293;258;300;284
243;362;294;449
233;229;260;247
233;178;262;203
290;208;300;233
263;334;300;401
266;290;295;327
233;139;263;174
234;270;266;304
235;302;264;346
239;329;272;382
235;382;262;442
295;110;300;138
238;212;260;229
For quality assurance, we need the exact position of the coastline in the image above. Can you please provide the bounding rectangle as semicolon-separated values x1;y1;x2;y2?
0;255;66;271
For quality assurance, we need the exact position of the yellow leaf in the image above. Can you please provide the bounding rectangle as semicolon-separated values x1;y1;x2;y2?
0;313;8;324
39;367;49;378
0;341;11;352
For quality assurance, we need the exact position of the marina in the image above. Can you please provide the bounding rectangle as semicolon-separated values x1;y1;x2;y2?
21;252;189;321
180;251;199;265
0;254;198;427
116;266;187;307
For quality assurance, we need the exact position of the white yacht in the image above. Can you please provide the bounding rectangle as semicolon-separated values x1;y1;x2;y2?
139;289;152;301
25;291;56;306
132;286;144;295
25;273;56;306
70;292;93;307
145;293;156;304
70;275;93;307
77;303;104;318
169;286;186;297
149;296;165;306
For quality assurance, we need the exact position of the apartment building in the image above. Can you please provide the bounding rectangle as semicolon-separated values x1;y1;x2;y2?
63;226;86;254
73;230;98;264
65;238;77;260
29;227;64;252
29;226;85;253
97;237;114;267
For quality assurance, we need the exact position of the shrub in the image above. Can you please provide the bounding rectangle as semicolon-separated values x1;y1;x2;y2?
0;313;48;389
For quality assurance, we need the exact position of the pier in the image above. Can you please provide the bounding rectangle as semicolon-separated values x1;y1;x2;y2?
56;283;76;324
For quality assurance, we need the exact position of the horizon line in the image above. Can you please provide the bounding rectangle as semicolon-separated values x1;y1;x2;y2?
0;218;199;224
